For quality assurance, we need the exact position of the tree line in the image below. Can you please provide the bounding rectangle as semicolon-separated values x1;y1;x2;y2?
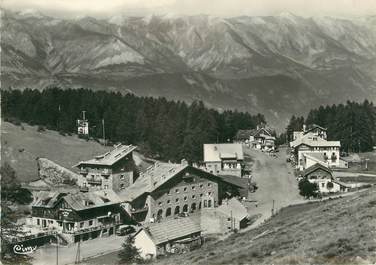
1;88;265;162
286;100;375;152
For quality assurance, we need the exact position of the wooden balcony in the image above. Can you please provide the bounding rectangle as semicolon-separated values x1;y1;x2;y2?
131;206;148;214
87;178;102;185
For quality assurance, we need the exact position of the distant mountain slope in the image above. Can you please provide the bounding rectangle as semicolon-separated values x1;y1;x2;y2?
2;9;376;129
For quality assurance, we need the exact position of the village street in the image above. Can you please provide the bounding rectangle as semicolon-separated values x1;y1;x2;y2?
31;234;125;265
242;146;303;229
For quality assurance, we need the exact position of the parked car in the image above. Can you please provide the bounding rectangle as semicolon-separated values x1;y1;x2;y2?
116;225;135;236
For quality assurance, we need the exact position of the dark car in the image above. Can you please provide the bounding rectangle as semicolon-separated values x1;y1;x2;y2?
116;225;136;236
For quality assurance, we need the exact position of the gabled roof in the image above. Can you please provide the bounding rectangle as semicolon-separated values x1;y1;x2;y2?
304;124;327;134
204;143;244;162
292;137;340;148
32;190;121;211
217;198;248;221
139;218;201;245
254;127;273;137
64;190;121;211
32;191;66;208
117;163;245;202
302;163;332;178
74;144;136;167
117;162;188;202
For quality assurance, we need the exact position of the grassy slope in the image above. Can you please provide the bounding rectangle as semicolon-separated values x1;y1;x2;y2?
155;188;376;265
1;121;112;182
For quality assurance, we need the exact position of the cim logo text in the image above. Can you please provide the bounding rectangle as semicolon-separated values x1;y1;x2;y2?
13;244;37;255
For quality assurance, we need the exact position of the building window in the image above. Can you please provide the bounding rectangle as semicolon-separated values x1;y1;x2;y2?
120;175;125;180
166;208;172;217
120;184;125;189
174;206;180;215
192;195;196;199
80;222;84;228
321;183;325;187
104;185;109;190
208;192;212;196
192;186;195;190
200;184;203;188
167;200;171;204
158;202;162;206
89;220;93;226
184;187;187;192
176;198;179;202
167;190;171;195
208;183;212;187
37;219;40;226
184;196;187;201
200;194;203;197
175;188;179;193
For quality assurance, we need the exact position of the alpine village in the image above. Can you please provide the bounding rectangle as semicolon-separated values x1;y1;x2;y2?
2;90;376;265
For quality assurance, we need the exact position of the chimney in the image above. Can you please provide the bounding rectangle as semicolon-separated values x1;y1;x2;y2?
181;159;188;166
303;124;306;132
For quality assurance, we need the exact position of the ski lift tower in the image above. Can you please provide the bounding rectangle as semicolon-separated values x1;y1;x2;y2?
77;111;89;138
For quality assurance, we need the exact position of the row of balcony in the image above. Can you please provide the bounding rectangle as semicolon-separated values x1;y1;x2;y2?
63;221;122;235
79;169;111;176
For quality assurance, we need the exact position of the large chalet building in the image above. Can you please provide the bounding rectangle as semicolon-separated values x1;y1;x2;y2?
290;124;343;171
302;163;349;194
235;125;276;151
28;190;129;243
117;160;244;223
74;144;137;192
200;143;244;177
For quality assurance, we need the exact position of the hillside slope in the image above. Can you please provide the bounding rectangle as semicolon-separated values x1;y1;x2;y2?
155;188;376;265
1;121;113;182
2;9;376;129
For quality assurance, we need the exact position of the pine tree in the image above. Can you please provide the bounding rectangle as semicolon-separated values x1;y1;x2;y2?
118;236;142;264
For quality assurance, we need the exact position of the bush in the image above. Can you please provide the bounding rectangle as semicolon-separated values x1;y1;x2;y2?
298;178;319;199
37;125;46;132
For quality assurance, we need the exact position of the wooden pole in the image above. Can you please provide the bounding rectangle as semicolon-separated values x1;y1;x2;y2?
56;235;59;265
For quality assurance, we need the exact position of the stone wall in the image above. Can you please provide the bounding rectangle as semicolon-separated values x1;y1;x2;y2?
37;158;83;186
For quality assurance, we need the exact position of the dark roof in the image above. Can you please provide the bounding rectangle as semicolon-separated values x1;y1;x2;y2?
140;218;201;245
302;163;332;177
235;129;254;140
32;190;121;211
216;175;249;189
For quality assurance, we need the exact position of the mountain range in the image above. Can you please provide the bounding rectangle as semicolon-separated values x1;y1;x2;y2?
2;9;376;129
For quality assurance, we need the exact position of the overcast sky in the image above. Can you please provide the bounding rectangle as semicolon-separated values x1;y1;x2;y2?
2;0;376;18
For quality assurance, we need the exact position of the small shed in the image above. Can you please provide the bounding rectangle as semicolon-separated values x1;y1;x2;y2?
133;218;202;259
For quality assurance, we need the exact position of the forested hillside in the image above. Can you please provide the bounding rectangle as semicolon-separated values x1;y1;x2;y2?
1;88;264;162
286;100;376;152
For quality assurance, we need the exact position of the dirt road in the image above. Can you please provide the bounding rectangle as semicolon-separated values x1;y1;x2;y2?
243;146;303;228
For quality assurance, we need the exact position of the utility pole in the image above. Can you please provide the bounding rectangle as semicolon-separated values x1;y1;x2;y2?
75;240;81;264
102;118;106;146
56;235;59;265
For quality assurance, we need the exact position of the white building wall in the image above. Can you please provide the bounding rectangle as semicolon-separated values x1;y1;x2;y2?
134;230;157;259
308;179;341;193
298;148;340;170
